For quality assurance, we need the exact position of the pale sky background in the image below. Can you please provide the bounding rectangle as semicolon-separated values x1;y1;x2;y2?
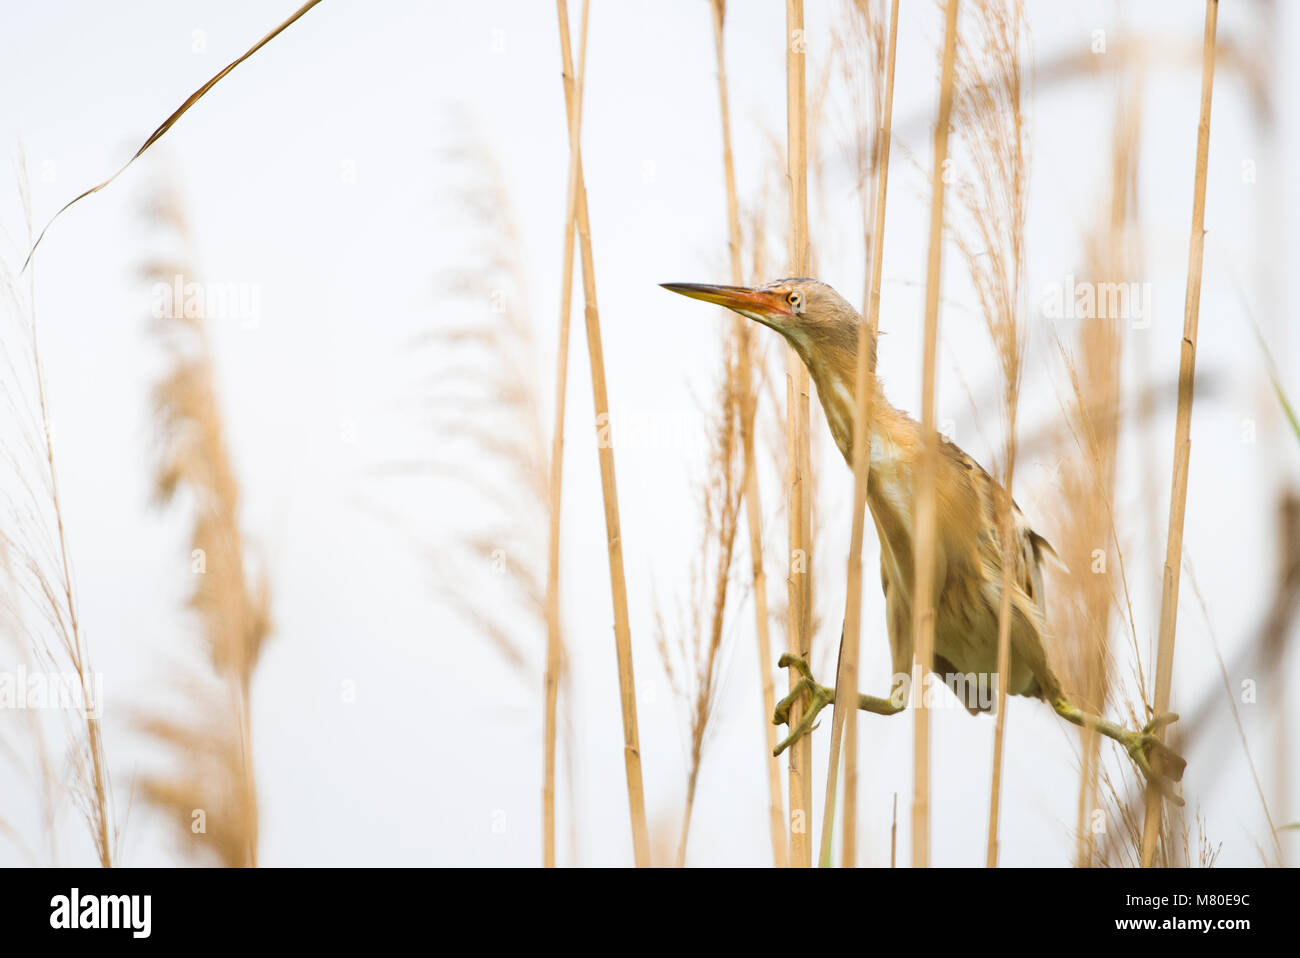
0;0;1296;866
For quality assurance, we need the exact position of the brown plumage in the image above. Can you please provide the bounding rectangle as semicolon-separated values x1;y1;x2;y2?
662;277;1186;800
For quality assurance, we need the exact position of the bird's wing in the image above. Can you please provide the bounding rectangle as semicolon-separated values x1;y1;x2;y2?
938;437;1050;614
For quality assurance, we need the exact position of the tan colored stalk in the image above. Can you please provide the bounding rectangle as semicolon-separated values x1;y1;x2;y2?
1140;0;1218;867
5;168;115;866
544;0;591;872
945;0;1029;869
912;0;960;869
709;0;788;868
784;0;814;869
554;0;651;868
819;0;899;870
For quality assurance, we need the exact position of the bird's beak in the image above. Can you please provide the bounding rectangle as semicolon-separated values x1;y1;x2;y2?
660;283;791;323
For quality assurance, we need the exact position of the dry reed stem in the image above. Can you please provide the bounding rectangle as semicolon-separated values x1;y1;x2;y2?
945;0;1029;869
1140;0;1218;867
784;0;814;869
709;0;788;868
819;0;899;870
1;163;115;866
544;0;591;873
912;0;960;869
554;0;650;868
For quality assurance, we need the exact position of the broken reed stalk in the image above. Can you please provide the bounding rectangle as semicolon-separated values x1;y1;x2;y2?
554;0;651;868
709;0;788;868
1140;0;1218;867
912;0;960;869
543;0;591;872
784;0;813;869
819;0;899;870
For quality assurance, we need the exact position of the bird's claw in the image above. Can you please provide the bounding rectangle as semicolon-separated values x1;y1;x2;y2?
772;655;833;756
1123;712;1187;807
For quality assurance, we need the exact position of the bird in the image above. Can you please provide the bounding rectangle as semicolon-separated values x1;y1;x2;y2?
661;277;1186;801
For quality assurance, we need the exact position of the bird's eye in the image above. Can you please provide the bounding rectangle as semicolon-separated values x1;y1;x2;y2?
787;291;802;311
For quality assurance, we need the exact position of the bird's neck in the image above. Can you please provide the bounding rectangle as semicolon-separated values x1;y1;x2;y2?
787;330;912;474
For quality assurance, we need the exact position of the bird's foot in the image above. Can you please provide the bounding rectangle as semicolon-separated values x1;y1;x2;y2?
1121;712;1187;806
772;654;834;756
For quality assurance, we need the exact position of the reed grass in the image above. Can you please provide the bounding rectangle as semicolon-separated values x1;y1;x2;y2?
555;0;651;868
783;0;814;869
1053;66;1142;868
946;0;1030;868
911;0;960;869
709;0;788;868
1140;0;1219;867
819;0;899;870
22;0;323;271
543;0;591;872
0;161;115;866
655;336;745;865
135;182;269;867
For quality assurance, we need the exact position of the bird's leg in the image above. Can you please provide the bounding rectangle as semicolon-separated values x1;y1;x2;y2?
772;654;904;756
1051;697;1186;805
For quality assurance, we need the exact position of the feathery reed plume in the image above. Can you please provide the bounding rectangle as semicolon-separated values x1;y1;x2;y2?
370;125;583;861
136;181;268;867
911;0;960;869
709;0;787;867
555;0;651;867
1141;0;1219;867
0;160;115;866
544;0;591;871
656;338;745;866
1051;66;1143;868
820;0;898;869
947;0;1030;868
784;0;815;868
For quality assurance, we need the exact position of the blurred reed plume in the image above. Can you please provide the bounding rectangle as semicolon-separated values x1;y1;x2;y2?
655;325;746;867
399;133;557;676
1048;67;1143;868
135;179;269;867
0;158;115;866
372;127;578;857
948;0;1030;867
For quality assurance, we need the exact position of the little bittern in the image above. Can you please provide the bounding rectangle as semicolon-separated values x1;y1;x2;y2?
663;278;1186;801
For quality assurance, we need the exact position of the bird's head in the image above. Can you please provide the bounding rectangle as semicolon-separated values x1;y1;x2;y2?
661;277;864;368
662;277;879;460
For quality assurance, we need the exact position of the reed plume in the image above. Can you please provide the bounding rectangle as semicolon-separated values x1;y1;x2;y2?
947;0;1030;867
135;180;268;867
